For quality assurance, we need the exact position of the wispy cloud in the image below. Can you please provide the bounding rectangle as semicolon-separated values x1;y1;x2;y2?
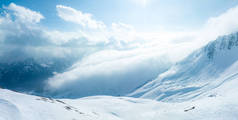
56;5;106;29
4;3;44;24
202;5;238;41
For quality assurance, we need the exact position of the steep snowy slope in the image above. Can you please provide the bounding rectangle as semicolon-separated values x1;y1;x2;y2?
129;32;238;102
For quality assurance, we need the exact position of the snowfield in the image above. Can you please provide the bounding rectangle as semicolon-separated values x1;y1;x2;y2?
0;77;238;120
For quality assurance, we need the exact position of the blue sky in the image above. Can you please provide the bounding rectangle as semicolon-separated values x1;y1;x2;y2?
1;0;238;31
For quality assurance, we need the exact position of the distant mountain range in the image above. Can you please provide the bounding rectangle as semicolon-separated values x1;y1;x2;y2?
0;58;73;95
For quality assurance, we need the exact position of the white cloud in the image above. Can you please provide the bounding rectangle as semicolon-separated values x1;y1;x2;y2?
56;5;106;29
194;5;238;47
0;3;87;61
47;48;173;97
111;22;137;43
205;5;238;35
4;3;44;23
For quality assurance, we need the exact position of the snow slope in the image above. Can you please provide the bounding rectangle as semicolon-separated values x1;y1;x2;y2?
129;32;238;102
1;75;238;120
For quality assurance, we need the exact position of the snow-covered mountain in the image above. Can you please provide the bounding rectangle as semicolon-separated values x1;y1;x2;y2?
129;32;238;102
1;32;238;120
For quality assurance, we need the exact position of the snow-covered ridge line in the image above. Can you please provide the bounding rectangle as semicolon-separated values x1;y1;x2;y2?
129;31;238;102
205;32;238;59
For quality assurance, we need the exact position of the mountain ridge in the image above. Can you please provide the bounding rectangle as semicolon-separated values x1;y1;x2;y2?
129;31;238;102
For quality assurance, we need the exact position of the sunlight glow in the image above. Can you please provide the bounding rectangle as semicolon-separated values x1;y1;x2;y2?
132;0;151;6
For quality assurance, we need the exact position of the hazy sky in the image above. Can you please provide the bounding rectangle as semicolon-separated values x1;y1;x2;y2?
1;0;238;31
